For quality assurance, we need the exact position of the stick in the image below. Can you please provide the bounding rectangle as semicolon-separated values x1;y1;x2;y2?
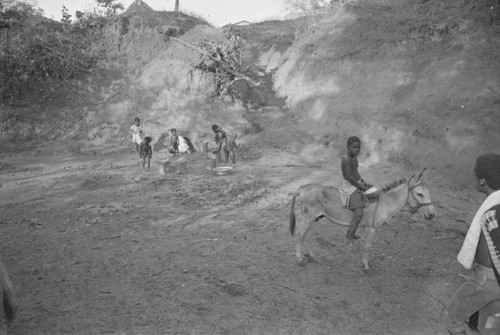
426;291;446;306
274;282;297;292
101;235;121;240
152;268;168;276
179;215;198;232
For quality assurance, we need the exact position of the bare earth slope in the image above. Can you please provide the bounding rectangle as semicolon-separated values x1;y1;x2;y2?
244;0;500;186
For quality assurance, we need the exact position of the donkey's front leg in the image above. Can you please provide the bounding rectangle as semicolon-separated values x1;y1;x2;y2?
294;218;315;266
362;226;376;270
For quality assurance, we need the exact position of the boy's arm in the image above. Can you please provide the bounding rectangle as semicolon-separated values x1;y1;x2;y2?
341;157;367;190
360;178;372;189
215;133;223;152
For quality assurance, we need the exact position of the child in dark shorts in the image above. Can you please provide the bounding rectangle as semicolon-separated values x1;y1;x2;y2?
141;136;152;170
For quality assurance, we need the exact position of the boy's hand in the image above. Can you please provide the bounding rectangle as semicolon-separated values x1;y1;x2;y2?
359;182;371;191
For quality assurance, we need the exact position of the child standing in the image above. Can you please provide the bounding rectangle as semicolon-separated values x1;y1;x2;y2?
169;128;179;155
141;136;152;170
212;124;237;165
130;117;143;157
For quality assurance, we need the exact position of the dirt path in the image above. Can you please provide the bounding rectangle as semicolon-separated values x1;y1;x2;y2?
0;148;482;335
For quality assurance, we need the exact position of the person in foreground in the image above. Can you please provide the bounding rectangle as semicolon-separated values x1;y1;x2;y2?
340;136;372;242
443;153;500;335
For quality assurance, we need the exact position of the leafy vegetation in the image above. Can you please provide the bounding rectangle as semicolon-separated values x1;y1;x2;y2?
95;0;124;17
0;0;126;103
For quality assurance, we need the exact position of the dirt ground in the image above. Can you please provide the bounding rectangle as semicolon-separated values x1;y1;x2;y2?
0;122;487;335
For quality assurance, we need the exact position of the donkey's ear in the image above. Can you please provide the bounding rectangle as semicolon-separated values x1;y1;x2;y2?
417;167;427;181
410;167;426;184
421;167;433;181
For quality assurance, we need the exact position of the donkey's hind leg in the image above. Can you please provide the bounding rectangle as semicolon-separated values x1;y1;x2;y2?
362;226;376;270
294;216;315;266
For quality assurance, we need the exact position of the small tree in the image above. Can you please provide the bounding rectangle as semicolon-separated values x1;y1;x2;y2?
285;0;331;15
0;0;44;21
61;5;72;24
95;0;124;16
285;0;333;37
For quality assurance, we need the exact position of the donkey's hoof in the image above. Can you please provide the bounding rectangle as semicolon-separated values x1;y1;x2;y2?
297;258;307;266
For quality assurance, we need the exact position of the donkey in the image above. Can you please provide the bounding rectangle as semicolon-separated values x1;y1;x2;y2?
0;259;17;335
289;168;435;270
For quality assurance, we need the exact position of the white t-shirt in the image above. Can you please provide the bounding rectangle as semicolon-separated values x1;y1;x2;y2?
130;124;143;144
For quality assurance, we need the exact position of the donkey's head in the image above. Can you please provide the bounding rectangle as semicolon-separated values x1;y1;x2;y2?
408;168;435;220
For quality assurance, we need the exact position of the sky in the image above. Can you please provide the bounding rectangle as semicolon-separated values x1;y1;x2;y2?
35;0;288;27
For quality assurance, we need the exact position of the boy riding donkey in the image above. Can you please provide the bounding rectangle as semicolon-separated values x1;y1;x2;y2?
340;136;373;244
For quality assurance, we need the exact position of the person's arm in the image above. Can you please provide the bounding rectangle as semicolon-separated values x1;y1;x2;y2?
360;178;372;189
341;157;367;190
215;132;223;152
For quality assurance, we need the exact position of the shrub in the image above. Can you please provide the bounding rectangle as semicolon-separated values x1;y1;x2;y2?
0;13;102;102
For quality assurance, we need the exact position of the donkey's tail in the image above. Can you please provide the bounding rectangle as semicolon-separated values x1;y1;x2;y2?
289;192;299;236
0;259;17;322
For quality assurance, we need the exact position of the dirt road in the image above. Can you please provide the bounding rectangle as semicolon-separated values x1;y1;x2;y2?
0;147;482;335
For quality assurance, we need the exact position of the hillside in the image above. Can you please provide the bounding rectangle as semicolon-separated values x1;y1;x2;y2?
236;0;500;186
1;0;498;186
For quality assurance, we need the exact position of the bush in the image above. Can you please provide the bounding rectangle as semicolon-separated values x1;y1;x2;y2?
0;11;103;102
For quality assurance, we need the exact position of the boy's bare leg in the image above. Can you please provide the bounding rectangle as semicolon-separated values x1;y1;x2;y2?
224;150;229;164
147;158;150;170
346;208;363;240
